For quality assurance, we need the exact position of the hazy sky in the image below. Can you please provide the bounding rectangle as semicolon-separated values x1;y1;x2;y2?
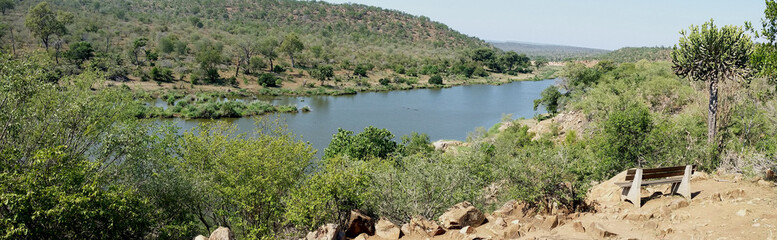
322;0;765;50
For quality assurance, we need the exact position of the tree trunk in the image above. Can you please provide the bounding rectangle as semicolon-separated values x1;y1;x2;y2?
105;35;110;52
268;58;274;71
707;79;719;144
234;58;240;78
289;52;295;68
10;27;15;58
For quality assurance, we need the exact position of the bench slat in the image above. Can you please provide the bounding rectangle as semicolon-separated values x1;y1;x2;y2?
626;171;685;181
615;176;683;187
626;166;688;175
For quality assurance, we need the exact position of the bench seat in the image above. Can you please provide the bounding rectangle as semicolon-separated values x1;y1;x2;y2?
614;165;694;208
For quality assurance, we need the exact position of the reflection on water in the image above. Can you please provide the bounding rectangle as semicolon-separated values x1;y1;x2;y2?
162;79;557;158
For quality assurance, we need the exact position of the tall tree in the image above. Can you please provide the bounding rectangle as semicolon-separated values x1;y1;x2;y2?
748;0;777;88
25;2;72;51
131;37;147;66
671;20;753;144
0;0;14;15
279;33;304;68
236;37;257;75
259;38;279;71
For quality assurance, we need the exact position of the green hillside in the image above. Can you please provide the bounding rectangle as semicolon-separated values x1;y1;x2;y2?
1;0;498;90
596;47;672;62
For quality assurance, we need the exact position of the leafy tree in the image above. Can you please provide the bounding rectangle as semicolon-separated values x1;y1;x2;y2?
471;47;496;62
599;101;653;177
279;33;304;68
353;63;369;77
560;62;601;91
195;41;223;84
25;2;73;51
534;56;549;69
150;66;174;82
0;0;14;15
257;72;278;87
533;85;563;114
749;0;777;88
312;65;334;85
671;20;753;143
259;38;279;71
324;127;398;160
64;41;94;65
428;75;443;85
399;132;434;156
130;37;148;66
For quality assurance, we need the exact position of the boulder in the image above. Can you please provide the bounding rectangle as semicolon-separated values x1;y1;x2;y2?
540;215;560;230
208;227;235;240
724;189;746;199
375;218;401;240
490;217;507;230
408;216;445;237
345;210;374;238
587;222;617;239
691;171;709;181
572;221;585;233
194;235;208;240
493;200;526;218
758;179;774;187
492;224;521;239
707;192;722;202
459;226;475;234
439;201;486;229
667;199;689;210
586;171;628;210
306;224;342;240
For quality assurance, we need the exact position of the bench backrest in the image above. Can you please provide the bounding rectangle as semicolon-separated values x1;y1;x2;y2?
625;165;696;181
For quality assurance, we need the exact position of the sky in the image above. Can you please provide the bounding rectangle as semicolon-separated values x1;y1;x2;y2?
321;0;766;50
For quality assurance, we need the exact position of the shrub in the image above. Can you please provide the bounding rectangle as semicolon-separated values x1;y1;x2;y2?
273;65;286;73
324;126;398;160
257;73;278;87
379;78;390;86
428;75;443;85
150;67;174;82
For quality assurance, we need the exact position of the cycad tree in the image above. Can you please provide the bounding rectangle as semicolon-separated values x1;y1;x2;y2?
671;20;753;144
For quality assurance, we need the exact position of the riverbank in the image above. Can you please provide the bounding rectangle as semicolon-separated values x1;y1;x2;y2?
108;66;561;99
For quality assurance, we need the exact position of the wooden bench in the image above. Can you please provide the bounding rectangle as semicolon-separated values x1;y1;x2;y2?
614;165;695;208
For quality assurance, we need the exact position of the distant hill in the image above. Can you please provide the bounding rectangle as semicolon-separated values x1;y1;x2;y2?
596;47;672;62
3;0;488;76
490;41;610;61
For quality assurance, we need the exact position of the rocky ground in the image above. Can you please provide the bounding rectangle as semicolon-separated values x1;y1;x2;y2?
307;171;777;240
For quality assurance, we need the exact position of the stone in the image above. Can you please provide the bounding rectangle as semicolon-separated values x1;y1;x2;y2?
668;199;689;210
209;227;235;240
692;171;709;181
375;218;401;240
459;226;475;234
490;217;507;230
432;140;462;151
353;233;368;240
588;222;617;239
193;235;208;240
541;215;560;230
572;221;585;233
623;212;651;221
438;201;486;229
345;210;374;238
400;223;413;236
724;189;746;199
736;209;749;217
492;224;522;239
408;216;446;237
643;220;659;230
305;224;341;240
492;200;526;218
660;227;674;236
707;192;722;202
758;179;774;187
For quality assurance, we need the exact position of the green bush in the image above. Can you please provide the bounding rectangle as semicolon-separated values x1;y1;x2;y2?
428;75;443;85
150;66;175;82
324;126;398;160
258;73;278;87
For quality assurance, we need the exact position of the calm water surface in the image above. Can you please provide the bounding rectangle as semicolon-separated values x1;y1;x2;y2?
164;79;557;156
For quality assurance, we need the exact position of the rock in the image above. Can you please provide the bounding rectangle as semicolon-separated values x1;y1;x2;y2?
767;169;775;179
736;209;749;217
567;212;581;219
459;226;475;234
692;171;709;181
725;189;746;199
707;192;722;202
541;215;560;230
375;218;400;240
353;233;368;240
587;222;617;239
758;179;774;187
305;224;341;240
643;220;659;230
408;216;446;237
492;200;526;218
491;217;507;230
572;221;585;233
432;140;462;151
193;235;208;240
660;227;674;236
586;171;628;210
438;201;486;229
345;210;374;238
400;223;412;236
209;227;235;240
623;212;652;221
668;199;689;210
491;224;522;239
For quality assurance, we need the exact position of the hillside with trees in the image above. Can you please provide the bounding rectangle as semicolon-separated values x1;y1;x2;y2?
490;41;611;61
0;0;555;95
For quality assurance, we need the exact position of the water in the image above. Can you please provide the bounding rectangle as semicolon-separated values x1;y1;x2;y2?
163;79;557;157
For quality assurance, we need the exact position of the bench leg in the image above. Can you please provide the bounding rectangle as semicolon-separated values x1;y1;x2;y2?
676;165;692;199
625;169;643;208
